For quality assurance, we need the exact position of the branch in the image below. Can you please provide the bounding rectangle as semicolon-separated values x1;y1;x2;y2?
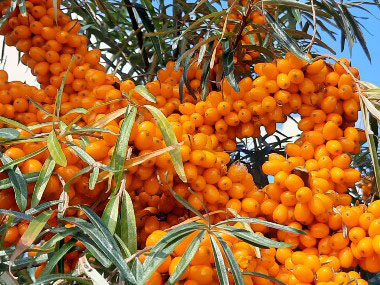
307;0;317;54
123;0;150;71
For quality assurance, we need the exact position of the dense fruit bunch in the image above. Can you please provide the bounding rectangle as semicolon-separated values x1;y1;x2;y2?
0;0;377;284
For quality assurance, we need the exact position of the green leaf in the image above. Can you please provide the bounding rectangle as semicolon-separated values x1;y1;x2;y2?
55;55;76;118
47;131;67;167
169;187;206;221
0;116;34;135
88;167;99;190
133;85;156;103
34;274;92;285
110;106;137;192
102;195;120;234
18;0;27;16
263;10;311;63
0;128;19;141
0;172;39;190
263;0;331;17
74;233;113;268
135;4;163;65
0;209;32;222
0;1;17;30
221;39;240;93
215;233;244;285
62;216;135;283
210;234;229;285
180;52;196;101
64;108;88;116
0;146;48;172
341;5;371;62
142;223;204;283
10;210;53;265
41;227;80;250
68;145;96;165
218;226;291;248
120;190;137;255
167;230;206;284
243;272;286;285
31;156;56;208
216;218;305;235
63;166;92;192
40;240;76;277
200;42;214;101
0;153;27;212
144;105;186;182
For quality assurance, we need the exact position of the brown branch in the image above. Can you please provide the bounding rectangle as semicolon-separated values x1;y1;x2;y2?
123;0;150;71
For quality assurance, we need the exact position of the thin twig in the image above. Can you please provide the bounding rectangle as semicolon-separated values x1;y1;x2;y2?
307;0;317;54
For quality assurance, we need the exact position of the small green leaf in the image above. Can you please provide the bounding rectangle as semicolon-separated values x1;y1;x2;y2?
110;106;137;192
18;0;27;16
0;172;39;190
10;210;53;265
142;223;205;283
216;218;305;235
167;230;205;284
135;4;163;65
0;209;32;222
74;233;113;268
219;226;291;248
221;39;240;93
215;233;244;285
169;187;206;221
121;190;137;254
89;167;99;190
200;42;215;101
62;216;135;283
133;85;156;103
31;156;56;208
47;131;67;167
55;55;76;118
102;195;120;234
263;10;311;63
0;153;27;212
144;105;186;182
210;234;229;284
63;166;92;192
0;128;19;141
40;240;76;277
0;116;34;135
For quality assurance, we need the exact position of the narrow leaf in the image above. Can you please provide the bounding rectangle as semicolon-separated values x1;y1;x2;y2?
40;240;76;277
133;85;156;103
144;105;186;182
31;156;56;208
121;190;137;254
0;128;19;141
0;153;27;212
47;131;67;167
215;233;244;285
263;10;311;63
221;39;240;93
10;210;53;266
210;234;229;284
0;116;33;135
101;195;120;234
110;106;137;192
167;230;205;284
